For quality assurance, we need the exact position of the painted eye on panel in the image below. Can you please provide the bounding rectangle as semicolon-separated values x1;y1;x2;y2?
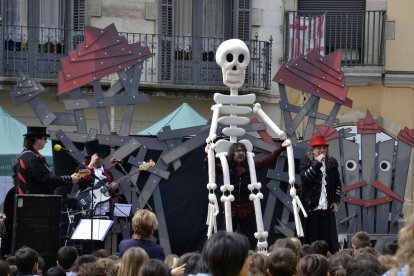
345;160;358;171
379;160;391;172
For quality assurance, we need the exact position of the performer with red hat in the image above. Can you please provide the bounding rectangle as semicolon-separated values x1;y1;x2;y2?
299;135;342;253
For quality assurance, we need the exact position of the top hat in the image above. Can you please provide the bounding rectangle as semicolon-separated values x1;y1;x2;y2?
84;140;106;158
23;126;50;137
309;135;329;148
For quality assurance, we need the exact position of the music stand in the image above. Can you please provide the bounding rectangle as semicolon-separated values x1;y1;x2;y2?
71;219;114;241
113;203;132;217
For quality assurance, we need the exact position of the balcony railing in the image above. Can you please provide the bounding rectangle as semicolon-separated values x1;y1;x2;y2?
0;25;272;89
284;10;386;66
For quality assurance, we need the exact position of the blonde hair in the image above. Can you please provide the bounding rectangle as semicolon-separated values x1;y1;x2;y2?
117;247;149;276
132;209;158;239
164;254;179;268
391;211;414;275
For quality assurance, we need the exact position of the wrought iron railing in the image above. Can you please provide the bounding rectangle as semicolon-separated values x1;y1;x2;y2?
0;25;272;89
284;10;386;66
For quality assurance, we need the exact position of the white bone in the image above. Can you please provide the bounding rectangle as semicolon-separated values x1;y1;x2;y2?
222;127;246;137
214;93;256;104
207;146;216;183
218;116;250;125
206;104;221;144
286;140;296;185
215;140;232;154
220;105;252;115
253;103;287;139
239;139;253;152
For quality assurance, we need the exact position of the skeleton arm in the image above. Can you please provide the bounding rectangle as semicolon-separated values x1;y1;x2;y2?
253;103;287;140
206;104;222;148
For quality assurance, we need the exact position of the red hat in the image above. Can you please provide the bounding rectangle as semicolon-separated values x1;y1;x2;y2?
309;135;329;148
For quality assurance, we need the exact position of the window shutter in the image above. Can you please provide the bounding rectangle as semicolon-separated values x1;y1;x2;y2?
298;0;365;56
160;0;174;81
73;0;86;31
236;0;251;40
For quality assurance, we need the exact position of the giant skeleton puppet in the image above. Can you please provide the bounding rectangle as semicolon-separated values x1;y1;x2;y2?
205;39;298;253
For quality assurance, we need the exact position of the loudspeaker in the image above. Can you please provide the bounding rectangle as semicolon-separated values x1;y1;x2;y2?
12;194;62;272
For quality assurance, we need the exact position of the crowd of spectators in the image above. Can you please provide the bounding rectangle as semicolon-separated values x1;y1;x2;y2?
1;208;413;276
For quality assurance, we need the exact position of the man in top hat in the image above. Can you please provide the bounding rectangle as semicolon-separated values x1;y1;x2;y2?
14;126;81;195
299;135;342;253
76;140;119;215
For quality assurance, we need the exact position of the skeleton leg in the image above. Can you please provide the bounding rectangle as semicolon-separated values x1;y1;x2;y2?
216;152;234;232
206;143;219;238
241;140;268;253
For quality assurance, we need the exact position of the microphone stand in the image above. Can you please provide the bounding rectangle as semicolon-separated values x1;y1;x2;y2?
114;161;153;211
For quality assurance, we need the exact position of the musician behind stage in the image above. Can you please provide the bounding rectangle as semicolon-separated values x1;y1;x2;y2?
76;141;119;216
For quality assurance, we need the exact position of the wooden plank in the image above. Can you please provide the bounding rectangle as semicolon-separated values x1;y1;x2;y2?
375;139;395;233
390;141;412;233
360;134;377;233
340;139;361;234
153;185;172;254
93;81;111;135
70;88;87;133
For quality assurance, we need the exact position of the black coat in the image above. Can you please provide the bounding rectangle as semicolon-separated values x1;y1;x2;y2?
299;155;341;212
14;148;72;194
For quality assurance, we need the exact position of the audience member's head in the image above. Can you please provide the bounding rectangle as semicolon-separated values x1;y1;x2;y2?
176;252;196;268
300;244;314;257
132;209;158;240
378;254;398;274
247;253;267;276
340;248;354;257
37;256;45;275
311;240;330;257
393;211;414;274
354;246;380;258
346;252;380;276
328;251;351;276
184;253;209;276
351;231;371;250
0;260;10;276
76;262;106;276
117;247;148;276
15;246;40;275
140;259;169;276
92;249;111;259
297;254;329;276
289;237;302;254
382;242;398;256
8;265;17;276
272;238;300;259
74;254;98;272
96;258;118;276
268;247;297;276
164;254;179;268
202;231;250;276
57;246;78;271
47;266;66;276
5;256;16;266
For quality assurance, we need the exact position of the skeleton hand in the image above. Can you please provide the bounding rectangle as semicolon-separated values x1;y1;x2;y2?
281;139;291;148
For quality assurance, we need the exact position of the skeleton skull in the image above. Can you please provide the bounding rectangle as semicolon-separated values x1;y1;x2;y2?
215;39;250;89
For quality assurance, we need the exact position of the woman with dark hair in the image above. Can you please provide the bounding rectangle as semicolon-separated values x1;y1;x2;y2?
140;259;170;276
299;135;341;253
201;231;251;276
